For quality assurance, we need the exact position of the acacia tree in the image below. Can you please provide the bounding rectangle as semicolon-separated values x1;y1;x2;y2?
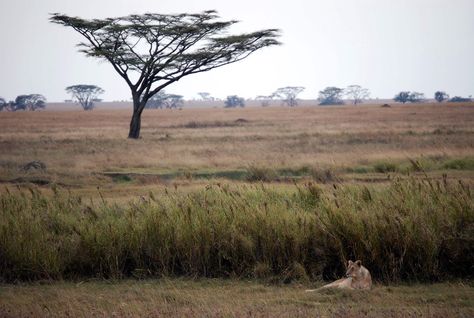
273;86;304;107
256;95;274;107
145;91;167;109
0;97;6;111
145;91;184;109
393;91;410;104
198;92;213;101
13;94;46;111
224;95;245;108
449;96;471;102
318;87;344;105
50;11;280;138
408;92;425;103
164;94;184;109
434;91;449;103
66;85;104;110
345;85;370;105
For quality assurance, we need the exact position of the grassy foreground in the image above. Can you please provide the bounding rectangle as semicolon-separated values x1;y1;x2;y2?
1;177;472;282
0;279;473;317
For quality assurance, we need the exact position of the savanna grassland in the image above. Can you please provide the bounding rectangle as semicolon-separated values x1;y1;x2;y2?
1;102;473;194
0;102;473;317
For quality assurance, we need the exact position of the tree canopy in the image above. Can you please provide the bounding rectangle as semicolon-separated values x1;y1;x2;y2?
393;91;410;104
318;87;344;105
224;95;245;108
273;86;305;107
394;91;425;104
449;96;471;102
198;92;214;101
13;94;46;111
345;85;370;105
50;11;280;138
0;97;6;111
145;91;184;109
66;85;104;110
408;92;425;103
256;95;274;107
434;91;449;103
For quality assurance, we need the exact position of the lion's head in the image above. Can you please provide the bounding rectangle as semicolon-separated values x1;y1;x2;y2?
345;260;363;278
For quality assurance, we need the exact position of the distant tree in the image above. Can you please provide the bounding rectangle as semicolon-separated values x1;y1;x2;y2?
393;91;411;104
394;91;426;103
65;85;104;110
224;95;245;108
408;92;425;103
146;91;184;109
434;91;449;103
318;87;344;105
146;91;167;109
198;92;214;101
449;96;471;102
256;95;274;107
163;94;184;109
0;97;6;111
51;11;280;139
345;85;370;105
273;86;305;107
12;94;46;111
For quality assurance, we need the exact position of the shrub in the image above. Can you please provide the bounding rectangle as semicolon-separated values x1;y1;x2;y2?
449;96;471;103
443;158;474;170
224;95;245;108
111;174;133;183
348;166;372;174
373;162;398;173
245;166;277;182
310;168;338;183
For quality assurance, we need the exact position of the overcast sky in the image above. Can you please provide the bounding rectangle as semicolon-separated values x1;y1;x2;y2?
1;0;473;102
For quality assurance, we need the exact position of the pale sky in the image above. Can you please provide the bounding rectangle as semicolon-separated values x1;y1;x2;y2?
0;0;473;102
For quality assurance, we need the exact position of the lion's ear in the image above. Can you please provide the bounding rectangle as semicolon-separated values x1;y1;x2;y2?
348;260;353;266
355;260;362;266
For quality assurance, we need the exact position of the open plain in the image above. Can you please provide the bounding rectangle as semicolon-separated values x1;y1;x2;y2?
1;102;473;193
0;102;473;317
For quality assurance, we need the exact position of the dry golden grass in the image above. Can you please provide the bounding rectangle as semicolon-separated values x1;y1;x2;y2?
0;102;473;191
1;103;473;317
0;280;472;317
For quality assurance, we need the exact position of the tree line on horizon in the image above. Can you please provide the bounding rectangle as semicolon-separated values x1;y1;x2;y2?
211;87;472;108
0;9;471;140
0;94;46;112
1;88;472;112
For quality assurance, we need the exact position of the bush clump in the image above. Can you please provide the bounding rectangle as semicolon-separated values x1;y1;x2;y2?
245;166;277;182
373;162;398;173
443;158;474;171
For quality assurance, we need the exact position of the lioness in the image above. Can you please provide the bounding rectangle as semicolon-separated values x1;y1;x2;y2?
306;260;372;291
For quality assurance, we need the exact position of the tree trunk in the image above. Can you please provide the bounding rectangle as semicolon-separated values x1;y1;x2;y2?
128;98;144;139
128;111;141;139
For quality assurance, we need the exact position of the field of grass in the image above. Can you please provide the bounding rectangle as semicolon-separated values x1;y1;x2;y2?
1;102;473;316
1;103;473;193
1;280;473;317
1;177;473;282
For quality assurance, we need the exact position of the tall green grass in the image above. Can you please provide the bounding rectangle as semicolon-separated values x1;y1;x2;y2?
0;178;473;282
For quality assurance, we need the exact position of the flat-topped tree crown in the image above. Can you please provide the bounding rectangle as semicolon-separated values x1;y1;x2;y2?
50;11;281;138
66;85;104;110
